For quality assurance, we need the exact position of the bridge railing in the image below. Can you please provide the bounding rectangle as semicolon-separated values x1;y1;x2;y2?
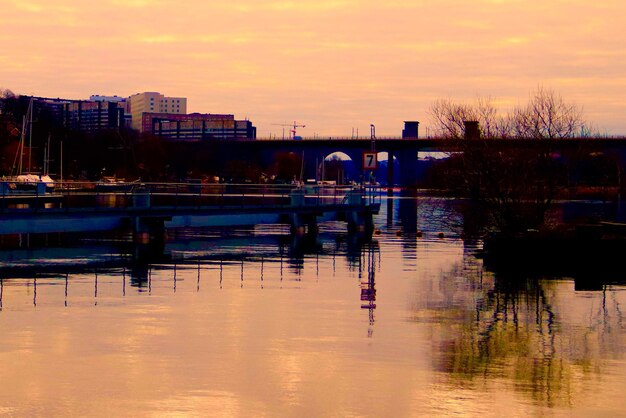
0;181;381;212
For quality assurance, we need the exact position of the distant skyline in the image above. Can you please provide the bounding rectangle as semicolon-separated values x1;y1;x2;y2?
2;0;625;137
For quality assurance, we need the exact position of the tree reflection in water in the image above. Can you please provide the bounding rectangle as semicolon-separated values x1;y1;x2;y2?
421;250;626;408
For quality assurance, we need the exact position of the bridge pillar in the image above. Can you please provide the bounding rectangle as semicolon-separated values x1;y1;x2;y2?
398;151;418;188
387;151;394;195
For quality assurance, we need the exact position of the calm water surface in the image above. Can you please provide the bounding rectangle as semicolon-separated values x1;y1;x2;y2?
0;198;625;417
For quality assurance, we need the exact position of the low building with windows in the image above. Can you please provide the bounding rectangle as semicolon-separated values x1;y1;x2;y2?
144;112;256;140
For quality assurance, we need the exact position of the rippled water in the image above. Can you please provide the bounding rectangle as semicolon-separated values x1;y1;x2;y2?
0;197;625;417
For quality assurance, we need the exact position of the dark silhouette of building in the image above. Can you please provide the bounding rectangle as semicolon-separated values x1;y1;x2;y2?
402;121;419;139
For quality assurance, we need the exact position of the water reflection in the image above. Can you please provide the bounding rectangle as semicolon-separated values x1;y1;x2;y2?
0;229;381;309
360;243;377;337
1;198;626;416
424;248;626;409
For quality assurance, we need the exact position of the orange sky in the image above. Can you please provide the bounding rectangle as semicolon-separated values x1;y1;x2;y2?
1;0;625;136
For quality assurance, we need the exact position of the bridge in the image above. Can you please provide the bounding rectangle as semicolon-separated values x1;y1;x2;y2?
0;182;381;240
156;134;626;189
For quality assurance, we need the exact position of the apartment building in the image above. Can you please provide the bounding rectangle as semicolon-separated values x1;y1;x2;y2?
128;92;187;131
64;100;127;132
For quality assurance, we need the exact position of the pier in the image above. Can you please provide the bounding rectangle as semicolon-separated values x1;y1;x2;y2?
0;181;381;239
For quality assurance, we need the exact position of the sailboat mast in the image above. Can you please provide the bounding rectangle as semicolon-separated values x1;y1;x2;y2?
17;115;25;176
60;140;63;185
44;133;51;175
27;98;33;173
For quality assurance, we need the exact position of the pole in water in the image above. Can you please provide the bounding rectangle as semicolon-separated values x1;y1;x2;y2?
173;264;177;293
197;262;201;292
260;257;264;288
240;259;244;288
220;260;223;289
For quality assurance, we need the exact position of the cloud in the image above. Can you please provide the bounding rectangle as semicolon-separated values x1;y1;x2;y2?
265;0;355;11
109;0;165;7
139;35;180;44
0;0;624;134
9;0;44;12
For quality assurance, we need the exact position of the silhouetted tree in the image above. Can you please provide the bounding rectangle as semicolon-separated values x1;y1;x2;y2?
512;87;586;139
429;87;588;139
429;96;510;139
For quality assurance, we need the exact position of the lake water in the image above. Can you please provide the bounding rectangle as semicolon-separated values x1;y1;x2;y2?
0;197;625;417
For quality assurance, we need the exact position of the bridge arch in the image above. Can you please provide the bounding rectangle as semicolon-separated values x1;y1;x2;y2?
316;151;356;184
302;150;359;184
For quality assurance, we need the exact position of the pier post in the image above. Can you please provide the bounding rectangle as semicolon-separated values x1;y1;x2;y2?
345;188;374;234
289;188;318;235
289;213;318;235
346;210;374;234
132;186;151;208
132;217;167;244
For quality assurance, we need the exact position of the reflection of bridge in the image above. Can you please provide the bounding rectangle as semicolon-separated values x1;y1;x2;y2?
0;182;381;239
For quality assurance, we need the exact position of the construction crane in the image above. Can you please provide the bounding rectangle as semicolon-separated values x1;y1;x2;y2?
271;121;306;140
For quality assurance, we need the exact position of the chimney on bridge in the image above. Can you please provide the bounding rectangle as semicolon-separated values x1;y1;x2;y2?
463;121;480;140
402;121;419;139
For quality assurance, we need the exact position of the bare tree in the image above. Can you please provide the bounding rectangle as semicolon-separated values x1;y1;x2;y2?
512;87;584;139
0;89;15;100
429;98;477;139
429;97;509;139
429;88;587;140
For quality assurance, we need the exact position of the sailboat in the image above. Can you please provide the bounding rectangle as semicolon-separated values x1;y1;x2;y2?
4;97;54;192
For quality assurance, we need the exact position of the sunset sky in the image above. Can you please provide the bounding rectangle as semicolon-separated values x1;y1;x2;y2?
1;0;625;137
